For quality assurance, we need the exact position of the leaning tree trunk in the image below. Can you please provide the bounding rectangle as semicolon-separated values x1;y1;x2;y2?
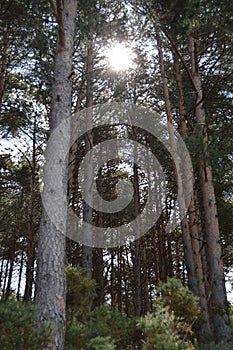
189;32;230;346
35;1;77;349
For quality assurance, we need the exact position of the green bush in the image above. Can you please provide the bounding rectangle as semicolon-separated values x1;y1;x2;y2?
0;300;51;350
66;265;96;322
157;277;200;325
65;305;140;350
86;305;137;343
138;304;195;350
137;278;201;349
88;336;116;350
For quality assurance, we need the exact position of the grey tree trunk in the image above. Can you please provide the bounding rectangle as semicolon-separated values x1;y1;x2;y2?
35;1;77;349
189;32;230;346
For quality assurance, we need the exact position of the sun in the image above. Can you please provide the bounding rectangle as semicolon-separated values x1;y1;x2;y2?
106;43;136;71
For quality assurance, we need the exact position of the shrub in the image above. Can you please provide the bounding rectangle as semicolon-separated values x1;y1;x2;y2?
66;265;96;322
65;305;140;350
137;278;201;349
0;300;51;350
138;304;195;350
88;336;116;350
157;277;200;325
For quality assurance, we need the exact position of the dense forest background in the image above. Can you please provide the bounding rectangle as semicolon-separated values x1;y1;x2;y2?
0;0;232;349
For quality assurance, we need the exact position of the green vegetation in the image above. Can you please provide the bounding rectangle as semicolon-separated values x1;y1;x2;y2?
0;275;232;349
0;300;51;350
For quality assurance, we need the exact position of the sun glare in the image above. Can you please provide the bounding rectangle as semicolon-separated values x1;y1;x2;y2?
106;43;136;71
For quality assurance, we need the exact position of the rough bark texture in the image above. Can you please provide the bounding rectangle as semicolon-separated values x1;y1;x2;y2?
35;1;77;349
189;32;230;346
174;55;212;338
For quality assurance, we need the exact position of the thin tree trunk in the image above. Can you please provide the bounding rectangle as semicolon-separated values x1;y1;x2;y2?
117;247;122;312
17;247;24;301
157;222;167;282
141;240;151;314
110;249;115;309
82;38;94;279
156;26;199;295
5;189;24;300
124;245;131;316
2;258;9;300
5;254;15;300
189;32;230;346
93;248;104;307
0;41;8;111
174;53;212;338
35;1;77;349
132;239;142;316
24;115;37;301
131;141;142;317
0;249;6;290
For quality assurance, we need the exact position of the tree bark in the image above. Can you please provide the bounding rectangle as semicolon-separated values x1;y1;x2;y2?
174;53;212;338
189;32;230;346
156;26;199;295
35;1;77;349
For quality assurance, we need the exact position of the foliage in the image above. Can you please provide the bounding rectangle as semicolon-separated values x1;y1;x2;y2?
137;278;200;349
86;305;139;349
138;304;195;350
87;336;116;350
0;0;232;348
0;300;51;350
65;266;140;349
157;278;200;326
66;265;96;322
65;304;140;350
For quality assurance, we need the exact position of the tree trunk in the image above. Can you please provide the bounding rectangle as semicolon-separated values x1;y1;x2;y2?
17;247;24;301
24;115;37;301
141;240;151;314
117;247;123;312
131;141;142;317
189;32;230;346
5;189;23;300
110;249;116;309
174;53;212;338
132;239;142;316
35;1;77;349
0;40;8;111
156;26;199;295
93;248;104;307
82;38;94;279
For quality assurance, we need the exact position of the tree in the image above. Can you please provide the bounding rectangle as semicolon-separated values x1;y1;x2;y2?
35;1;78;349
189;29;231;345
